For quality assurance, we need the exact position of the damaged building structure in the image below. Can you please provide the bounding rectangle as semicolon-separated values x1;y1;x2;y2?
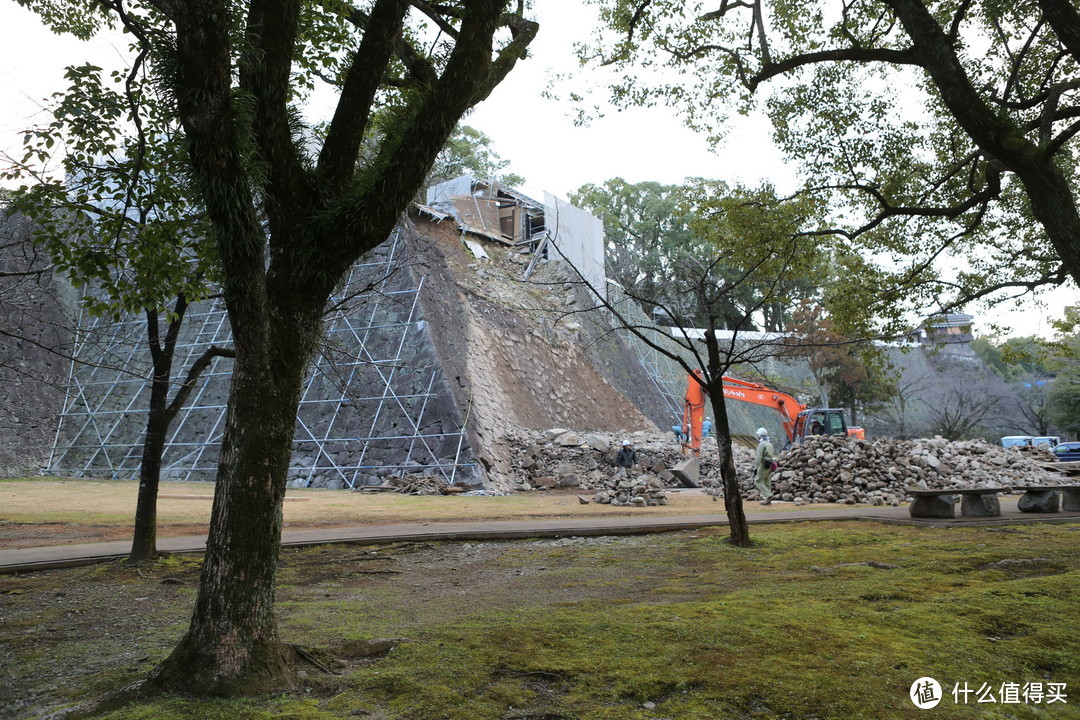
45;176;678;491
25;176;1031;491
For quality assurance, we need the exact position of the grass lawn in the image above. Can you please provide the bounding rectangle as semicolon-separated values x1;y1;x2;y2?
3;520;1079;719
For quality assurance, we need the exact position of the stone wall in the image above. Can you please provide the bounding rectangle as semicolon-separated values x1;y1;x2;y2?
411;216;664;490
42;216;667;490
0;213;77;477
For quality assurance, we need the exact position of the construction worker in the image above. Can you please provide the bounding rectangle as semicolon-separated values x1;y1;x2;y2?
614;440;637;469
702;417;713;437
754;427;776;504
672;424;684;443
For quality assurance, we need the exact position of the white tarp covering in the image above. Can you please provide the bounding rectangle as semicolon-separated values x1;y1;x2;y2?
426;175;475;211
544;192;606;299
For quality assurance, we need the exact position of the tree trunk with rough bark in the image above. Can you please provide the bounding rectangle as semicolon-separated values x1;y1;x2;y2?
130;308;182;563
130;0;537;697
711;391;751;547
701;318;752;547
129;389;169;562
146;296;319;694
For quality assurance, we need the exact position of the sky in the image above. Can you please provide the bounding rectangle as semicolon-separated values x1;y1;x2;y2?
1;1;1076;337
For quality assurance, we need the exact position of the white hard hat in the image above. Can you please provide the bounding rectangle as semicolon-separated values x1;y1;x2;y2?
756;427;769;437
622;440;631;446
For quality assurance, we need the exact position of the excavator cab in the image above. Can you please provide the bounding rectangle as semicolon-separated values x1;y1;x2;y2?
792;409;849;441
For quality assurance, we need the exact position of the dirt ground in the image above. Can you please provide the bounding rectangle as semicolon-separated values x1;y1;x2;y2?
0;478;794;550
0;531;713;718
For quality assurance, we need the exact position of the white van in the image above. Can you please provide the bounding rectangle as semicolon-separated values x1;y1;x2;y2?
1001;436;1059;448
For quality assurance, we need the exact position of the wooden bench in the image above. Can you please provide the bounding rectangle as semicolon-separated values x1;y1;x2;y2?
907;487;1009;519
1013;485;1080;513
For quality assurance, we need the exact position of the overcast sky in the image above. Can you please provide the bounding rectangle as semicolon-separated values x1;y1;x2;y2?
461;4;793;201
1;2;1075;337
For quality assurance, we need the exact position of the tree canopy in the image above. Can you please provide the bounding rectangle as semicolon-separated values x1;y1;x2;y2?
583;0;1080;334
973;331;1080;436
14;0;537;699
4;60;215;318
573;177;830;332
2;52;233;562
428;124;525;189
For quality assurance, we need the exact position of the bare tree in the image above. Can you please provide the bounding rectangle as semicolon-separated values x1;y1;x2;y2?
549;183;834;547
926;387;1005;440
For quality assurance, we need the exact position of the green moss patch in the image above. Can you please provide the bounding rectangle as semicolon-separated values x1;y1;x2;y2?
6;522;1078;719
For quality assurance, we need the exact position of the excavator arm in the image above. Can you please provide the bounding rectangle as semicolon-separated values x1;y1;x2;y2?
720;376;803;442
683;369;708;455
684;372;865;447
722;375;866;442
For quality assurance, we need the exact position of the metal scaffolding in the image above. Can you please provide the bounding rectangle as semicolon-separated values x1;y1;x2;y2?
48;226;478;488
606;283;685;421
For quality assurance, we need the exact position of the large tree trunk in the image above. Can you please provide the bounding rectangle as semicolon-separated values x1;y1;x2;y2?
147;299;318;695
142;0;536;698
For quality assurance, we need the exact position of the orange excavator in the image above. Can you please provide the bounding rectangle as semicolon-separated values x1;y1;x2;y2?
682;369;708;455
681;372;865;454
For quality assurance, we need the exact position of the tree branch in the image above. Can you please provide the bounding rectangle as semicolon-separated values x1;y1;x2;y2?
748;48;919;92
166;345;236;419
411;0;459;38
1038;0;1080;63
326;2;536;273
318;0;411;189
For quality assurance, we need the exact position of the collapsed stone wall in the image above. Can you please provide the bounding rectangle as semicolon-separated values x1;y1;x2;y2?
14;202;1053;492
31;213;668;489
412;216;665;490
718;434;1061;506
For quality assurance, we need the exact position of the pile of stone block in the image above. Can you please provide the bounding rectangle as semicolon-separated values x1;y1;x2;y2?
731;434;1062;505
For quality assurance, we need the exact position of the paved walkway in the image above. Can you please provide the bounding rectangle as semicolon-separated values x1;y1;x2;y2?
2;496;1078;575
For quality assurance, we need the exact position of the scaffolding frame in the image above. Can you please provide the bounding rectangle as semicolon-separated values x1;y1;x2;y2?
605;283;686;421
48;226;478;488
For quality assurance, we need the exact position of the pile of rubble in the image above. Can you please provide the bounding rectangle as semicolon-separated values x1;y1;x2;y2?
506;428;1063;508
386;428;1065;507
728;434;1062;506
355;474;469;495
505;427;727;506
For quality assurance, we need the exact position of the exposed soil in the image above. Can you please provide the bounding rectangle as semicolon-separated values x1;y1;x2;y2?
0;533;708;719
0;477;746;550
0;522;219;549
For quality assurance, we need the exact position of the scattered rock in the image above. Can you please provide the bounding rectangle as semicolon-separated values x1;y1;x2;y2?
983;558;1052;570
